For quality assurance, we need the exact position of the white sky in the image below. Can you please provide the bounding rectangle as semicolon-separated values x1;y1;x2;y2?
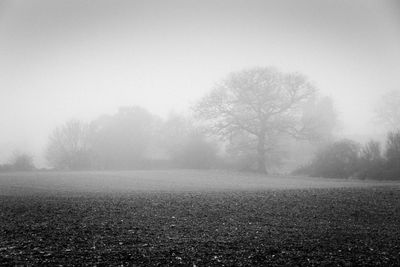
0;0;399;165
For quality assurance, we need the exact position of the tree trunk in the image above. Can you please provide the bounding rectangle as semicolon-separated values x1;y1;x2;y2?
257;135;267;174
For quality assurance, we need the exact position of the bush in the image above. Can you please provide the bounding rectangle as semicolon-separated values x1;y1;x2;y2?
357;141;384;179
381;131;400;180
294;131;400;180
294;139;360;178
385;131;400;168
10;153;35;171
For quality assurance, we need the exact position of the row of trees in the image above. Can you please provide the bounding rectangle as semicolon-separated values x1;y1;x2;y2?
294;131;400;180
46;108;218;170
46;67;336;172
0;153;35;172
2;67;396;176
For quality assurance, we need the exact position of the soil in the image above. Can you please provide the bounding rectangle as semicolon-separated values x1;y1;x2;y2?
1;187;400;266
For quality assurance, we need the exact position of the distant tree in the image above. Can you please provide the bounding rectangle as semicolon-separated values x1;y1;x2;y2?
361;141;382;164
10;153;35;171
46;120;93;170
301;96;338;143
375;90;400;130
161;114;218;169
0;164;13;172
195;67;317;173
175;131;218;169
160;114;193;161
385;131;400;169
91;106;159;169
358;140;384;179
224;131;286;172
280;96;338;172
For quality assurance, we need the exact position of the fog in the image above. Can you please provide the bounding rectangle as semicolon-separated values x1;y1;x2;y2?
0;170;392;196
0;0;399;167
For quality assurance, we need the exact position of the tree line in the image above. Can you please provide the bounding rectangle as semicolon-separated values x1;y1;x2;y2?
2;66;398;179
45;108;219;170
43;67;336;172
293;90;400;180
293;131;400;180
0;153;35;172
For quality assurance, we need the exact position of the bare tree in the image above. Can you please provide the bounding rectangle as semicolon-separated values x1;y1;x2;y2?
361;140;382;163
195;67;316;173
46;120;93;170
375;90;400;130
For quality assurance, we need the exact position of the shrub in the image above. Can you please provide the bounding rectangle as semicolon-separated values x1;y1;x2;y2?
295;139;360;178
357;141;384;179
385;131;400;168
294;131;400;180
382;131;400;179
10;153;35;171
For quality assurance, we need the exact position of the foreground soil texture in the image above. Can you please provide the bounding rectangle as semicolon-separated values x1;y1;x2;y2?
1;187;400;266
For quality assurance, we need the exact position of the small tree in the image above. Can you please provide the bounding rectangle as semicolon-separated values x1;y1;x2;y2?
10;153;35;171
195;67;316;173
46;120;93;170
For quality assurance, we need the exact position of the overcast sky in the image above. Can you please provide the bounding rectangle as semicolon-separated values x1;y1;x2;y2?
0;0;399;165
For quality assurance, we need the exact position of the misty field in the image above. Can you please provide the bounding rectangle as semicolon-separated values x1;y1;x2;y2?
1;170;400;266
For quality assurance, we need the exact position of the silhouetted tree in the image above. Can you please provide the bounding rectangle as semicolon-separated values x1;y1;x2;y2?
46;120;93;170
195;67;316;173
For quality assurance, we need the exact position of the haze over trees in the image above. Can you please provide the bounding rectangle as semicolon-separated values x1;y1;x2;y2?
90;106;159;169
46;108;160;170
295;131;400;180
375;90;400;131
29;67;400;180
195;67;326;173
295;139;360;179
39;66;343;173
0;152;35;172
160;114;218;169
1;65;397;180
289;89;400;180
45;108;219;170
46;120;93;170
10;153;35;171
